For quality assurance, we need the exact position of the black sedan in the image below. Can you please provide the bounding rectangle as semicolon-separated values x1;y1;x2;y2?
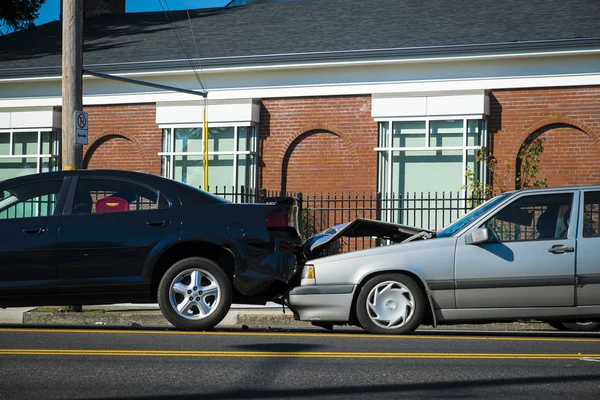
0;170;302;330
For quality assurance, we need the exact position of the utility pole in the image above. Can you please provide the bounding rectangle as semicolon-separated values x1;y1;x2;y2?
61;0;84;171
61;0;84;313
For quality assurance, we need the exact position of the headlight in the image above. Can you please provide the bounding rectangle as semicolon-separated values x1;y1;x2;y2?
300;264;316;285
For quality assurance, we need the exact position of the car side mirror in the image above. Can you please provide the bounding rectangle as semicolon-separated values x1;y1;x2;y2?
465;227;495;245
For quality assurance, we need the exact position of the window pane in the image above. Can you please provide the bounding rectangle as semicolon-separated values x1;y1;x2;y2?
483;193;573;242
238;126;255;152
467;120;483;146
0;157;37;181
391;150;463;195
175;128;202;153
174;155;203;189
377;151;388;196
392;121;425;147
161;156;171;178
583;191;600;238
161;128;171;152
390;150;463;229
208;154;234;191
41;131;58;154
466;149;484;185
208;127;234;152
41;157;57;173
378;122;389;147
236;155;249;192
0;180;62;219
429;120;463;147
73;179;162;214
13;132;38;155
0;133;9;155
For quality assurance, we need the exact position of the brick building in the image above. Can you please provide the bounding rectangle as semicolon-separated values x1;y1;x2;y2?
0;0;599;226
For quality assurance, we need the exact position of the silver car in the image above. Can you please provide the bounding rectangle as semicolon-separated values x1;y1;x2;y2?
288;186;600;334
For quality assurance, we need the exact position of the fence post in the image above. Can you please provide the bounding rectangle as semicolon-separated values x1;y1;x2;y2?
259;188;267;203
375;192;383;247
240;185;245;204
296;192;303;235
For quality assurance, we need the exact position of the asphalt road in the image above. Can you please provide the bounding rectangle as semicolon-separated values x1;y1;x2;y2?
1;326;599;399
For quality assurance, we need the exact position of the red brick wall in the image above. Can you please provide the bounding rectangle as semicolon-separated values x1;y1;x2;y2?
259;96;378;194
82;103;162;175
81;87;600;194
489;86;600;189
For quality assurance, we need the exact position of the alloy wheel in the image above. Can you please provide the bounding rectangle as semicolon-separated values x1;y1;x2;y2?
168;268;221;320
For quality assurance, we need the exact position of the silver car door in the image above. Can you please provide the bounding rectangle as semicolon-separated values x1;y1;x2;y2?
576;189;600;306
454;191;577;308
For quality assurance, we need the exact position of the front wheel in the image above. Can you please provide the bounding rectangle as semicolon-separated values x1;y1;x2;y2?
356;274;425;335
157;257;232;330
548;321;600;332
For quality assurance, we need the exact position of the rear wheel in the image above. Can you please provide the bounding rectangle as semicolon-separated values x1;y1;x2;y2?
548;321;600;332
157;257;232;330
356;274;425;335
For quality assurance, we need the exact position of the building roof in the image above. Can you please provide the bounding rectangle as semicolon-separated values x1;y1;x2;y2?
1;0;599;78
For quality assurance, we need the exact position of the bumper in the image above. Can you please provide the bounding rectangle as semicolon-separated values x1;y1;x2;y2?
287;285;356;322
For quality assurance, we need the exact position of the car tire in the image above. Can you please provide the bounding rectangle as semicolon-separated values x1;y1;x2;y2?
548;321;600;332
356;274;425;335
157;257;232;331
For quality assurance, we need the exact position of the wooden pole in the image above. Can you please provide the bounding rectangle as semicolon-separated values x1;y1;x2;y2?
61;0;83;171
60;1;84;312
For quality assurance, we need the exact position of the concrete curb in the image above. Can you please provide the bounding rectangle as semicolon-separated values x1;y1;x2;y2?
6;306;559;332
18;307;314;329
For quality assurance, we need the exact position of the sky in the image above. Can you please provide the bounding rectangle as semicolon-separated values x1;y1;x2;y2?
34;0;232;26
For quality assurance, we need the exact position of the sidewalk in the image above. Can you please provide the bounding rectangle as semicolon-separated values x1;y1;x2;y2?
0;303;556;331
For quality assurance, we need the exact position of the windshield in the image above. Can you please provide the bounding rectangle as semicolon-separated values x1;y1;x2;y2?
436;193;512;238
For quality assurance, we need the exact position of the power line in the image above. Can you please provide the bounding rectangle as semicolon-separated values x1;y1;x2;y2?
157;0;206;92
183;0;207;90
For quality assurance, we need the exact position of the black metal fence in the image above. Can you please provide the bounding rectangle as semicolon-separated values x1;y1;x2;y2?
209;186;488;253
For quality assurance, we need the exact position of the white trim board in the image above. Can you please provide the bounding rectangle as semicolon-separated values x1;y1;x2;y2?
155;100;260;124
0;107;61;130
0;73;599;109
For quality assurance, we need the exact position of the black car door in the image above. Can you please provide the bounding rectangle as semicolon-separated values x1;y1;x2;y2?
56;176;181;294
0;177;70;296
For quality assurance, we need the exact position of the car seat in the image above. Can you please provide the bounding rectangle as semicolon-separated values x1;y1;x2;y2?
536;205;558;239
96;196;129;213
73;191;93;214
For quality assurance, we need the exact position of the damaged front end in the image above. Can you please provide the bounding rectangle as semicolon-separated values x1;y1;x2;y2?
301;218;436;260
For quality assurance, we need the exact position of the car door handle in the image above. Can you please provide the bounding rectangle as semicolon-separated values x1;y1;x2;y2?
147;220;168;228
548;245;574;254
23;227;46;235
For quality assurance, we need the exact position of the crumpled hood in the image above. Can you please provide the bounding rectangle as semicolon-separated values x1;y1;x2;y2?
301;218;436;258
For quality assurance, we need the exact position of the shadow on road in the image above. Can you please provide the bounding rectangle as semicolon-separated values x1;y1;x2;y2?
107;373;600;399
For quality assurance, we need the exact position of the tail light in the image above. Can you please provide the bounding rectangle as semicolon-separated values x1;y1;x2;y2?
266;208;296;229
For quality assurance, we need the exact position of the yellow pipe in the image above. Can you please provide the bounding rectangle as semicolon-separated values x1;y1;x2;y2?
203;105;209;189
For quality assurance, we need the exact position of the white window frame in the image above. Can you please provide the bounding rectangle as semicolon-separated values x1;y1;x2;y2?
0;128;59;175
158;123;258;191
374;116;488;222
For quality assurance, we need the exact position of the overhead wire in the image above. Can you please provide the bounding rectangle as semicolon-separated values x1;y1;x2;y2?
157;0;210;188
157;0;207;93
183;0;207;90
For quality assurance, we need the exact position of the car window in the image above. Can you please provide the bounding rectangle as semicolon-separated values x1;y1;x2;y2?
583;191;600;238
481;193;573;242
437;193;511;238
71;178;169;215
0;180;63;220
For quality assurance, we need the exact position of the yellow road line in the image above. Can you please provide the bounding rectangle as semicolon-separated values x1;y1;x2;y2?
0;327;599;343
1;349;599;359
